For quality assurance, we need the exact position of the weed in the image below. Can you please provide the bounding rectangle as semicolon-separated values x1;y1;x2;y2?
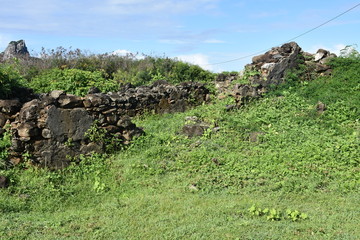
248;205;308;222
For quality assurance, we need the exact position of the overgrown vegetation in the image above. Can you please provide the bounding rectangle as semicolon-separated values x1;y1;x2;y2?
0;48;359;239
28;68;118;96
0;125;11;170
0;63;24;98
1;47;215;96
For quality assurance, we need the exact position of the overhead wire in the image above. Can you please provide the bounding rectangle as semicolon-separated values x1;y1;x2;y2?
206;2;360;66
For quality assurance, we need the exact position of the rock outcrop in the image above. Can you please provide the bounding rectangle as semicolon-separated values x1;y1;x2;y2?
0;81;210;168
215;42;337;106
249;41;302;87
1;40;30;61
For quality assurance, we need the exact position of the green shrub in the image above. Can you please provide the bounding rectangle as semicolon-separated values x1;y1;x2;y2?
113;57;215;87
29;68;119;96
0;125;11;169
0;64;24;98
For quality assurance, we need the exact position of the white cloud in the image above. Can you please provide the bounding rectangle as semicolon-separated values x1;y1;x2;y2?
176;53;212;71
112;49;132;56
306;44;346;56
0;0;222;42
112;49;145;59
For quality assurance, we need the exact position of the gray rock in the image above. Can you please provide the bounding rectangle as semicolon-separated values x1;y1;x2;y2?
80;142;104;154
0;113;6;127
83;93;110;107
2;40;30;60
58;94;83;108
250;42;302;87
19;99;40;121
87;87;101;94
316;101;327;114
182;124;209;138
46;106;93;142
314;49;330;62
41;128;52;138
11;139;25;152
117;116;135;129
17;122;39;138
39;143;74;169
50;90;66;99
0;99;22;114
0;175;9;188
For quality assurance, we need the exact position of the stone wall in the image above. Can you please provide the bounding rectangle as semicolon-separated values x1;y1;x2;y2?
0;81;210;169
215;42;336;106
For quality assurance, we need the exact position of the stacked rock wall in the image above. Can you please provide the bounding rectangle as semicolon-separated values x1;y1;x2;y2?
0;81;209;169
215;42;336;106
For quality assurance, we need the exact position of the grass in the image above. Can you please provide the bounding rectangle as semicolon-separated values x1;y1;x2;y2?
1;188;360;239
0;56;359;239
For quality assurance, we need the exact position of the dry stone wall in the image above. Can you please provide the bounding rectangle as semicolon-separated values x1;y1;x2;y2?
215;42;336;106
0;81;210;169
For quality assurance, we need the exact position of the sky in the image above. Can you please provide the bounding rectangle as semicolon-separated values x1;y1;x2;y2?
0;0;359;72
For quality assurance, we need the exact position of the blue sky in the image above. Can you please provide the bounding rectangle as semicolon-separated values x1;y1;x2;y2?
0;0;359;72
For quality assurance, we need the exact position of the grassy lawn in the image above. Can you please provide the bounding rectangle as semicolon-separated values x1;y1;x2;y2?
1;186;360;239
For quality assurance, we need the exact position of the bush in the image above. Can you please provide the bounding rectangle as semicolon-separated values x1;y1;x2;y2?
0;64;24;98
29;68;119;96
113;57;215;87
4;46;215;89
0;125;11;170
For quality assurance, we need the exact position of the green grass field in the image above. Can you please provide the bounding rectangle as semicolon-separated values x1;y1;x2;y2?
1;57;359;239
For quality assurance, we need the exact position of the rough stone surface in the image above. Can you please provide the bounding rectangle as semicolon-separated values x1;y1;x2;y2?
0;175;9;188
250;42;302;87
46;106;93;142
314;49;330;62
2;40;30;60
0;113;6;127
0;99;22;114
0;81;209;169
316;101;327;114
49;90;66;100
214;42;337;107
182;124;209;138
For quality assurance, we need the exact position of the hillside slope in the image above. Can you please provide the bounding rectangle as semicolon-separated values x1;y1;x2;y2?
0;54;359;239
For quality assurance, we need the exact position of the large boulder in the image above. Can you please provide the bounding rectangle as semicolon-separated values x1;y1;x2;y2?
46;106;94;142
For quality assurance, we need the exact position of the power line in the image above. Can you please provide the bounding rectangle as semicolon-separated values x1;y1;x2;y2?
207;2;360;66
